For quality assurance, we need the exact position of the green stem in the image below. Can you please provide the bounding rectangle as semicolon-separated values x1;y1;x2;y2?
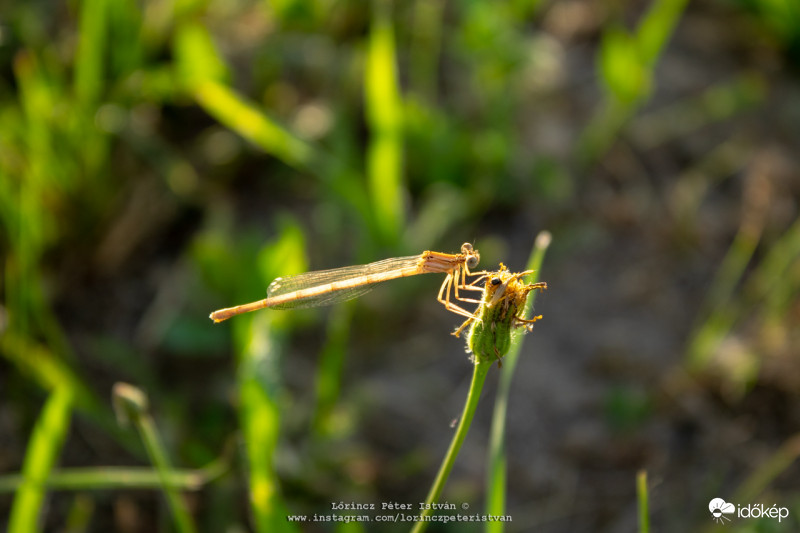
113;384;197;533
486;231;551;532
137;416;197;533
412;360;493;533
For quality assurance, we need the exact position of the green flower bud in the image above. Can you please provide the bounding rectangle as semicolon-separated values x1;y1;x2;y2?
457;265;547;366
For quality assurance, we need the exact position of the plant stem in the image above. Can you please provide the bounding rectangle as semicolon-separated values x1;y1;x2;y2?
113;383;197;533
412;360;492;533
486;231;551;531
137;416;198;533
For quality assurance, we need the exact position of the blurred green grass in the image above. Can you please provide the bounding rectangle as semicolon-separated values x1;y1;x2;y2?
1;0;799;531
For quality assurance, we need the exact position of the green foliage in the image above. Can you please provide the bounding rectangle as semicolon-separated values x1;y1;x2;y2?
581;0;690;163
600;28;651;105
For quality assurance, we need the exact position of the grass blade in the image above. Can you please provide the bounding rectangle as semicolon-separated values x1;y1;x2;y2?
485;231;551;533
194;80;314;171
8;386;74;533
365;0;404;244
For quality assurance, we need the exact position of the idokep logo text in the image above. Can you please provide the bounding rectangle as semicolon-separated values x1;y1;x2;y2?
708;498;789;524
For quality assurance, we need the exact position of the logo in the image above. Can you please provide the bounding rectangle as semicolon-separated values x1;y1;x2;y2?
708;498;735;524
708;498;790;524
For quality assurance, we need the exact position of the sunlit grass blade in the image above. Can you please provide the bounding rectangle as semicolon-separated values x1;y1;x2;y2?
113;383;197;533
173;22;314;172
194;80;315;171
485;231;551;533
637;470;649;533
8;386;74;533
365;0;404;244
174;22;230;88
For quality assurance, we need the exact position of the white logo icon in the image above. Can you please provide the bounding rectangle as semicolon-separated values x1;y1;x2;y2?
709;498;735;524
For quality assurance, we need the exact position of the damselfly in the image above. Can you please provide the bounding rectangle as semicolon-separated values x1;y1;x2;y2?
210;243;485;323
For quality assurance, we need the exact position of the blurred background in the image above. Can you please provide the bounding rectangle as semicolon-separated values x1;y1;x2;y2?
1;0;799;531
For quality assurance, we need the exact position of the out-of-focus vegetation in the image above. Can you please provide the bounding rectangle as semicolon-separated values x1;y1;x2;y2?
1;0;799;531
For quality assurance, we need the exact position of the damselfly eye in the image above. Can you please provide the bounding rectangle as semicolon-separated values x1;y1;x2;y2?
466;256;479;269
491;277;502;286
461;243;473;253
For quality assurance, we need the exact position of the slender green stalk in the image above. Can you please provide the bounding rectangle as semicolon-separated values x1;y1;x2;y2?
486;231;551;532
9;386;74;533
637;470;649;533
0;452;230;492
113;383;197;533
412;361;493;533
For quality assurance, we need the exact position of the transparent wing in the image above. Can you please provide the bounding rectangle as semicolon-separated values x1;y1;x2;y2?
266;255;421;309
